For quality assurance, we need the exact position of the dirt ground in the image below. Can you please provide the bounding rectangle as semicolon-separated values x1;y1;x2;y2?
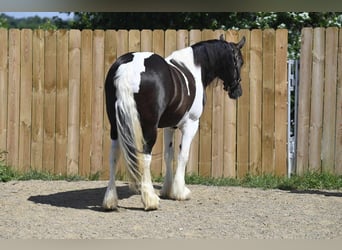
0;180;341;239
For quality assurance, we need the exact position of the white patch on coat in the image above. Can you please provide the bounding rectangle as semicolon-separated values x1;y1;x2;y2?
115;52;154;93
166;47;204;127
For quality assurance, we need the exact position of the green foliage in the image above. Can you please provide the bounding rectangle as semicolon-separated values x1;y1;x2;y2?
181;172;342;190
2;12;342;59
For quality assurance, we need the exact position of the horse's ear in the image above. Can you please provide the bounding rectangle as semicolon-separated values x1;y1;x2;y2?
237;36;246;49
219;34;225;41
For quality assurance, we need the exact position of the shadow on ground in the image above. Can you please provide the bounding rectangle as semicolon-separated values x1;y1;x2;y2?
28;183;163;212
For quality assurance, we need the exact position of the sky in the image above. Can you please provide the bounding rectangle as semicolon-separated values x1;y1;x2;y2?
3;12;74;20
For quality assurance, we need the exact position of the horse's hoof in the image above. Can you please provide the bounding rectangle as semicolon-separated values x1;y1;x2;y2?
103;189;118;211
142;192;160;210
171;186;191;201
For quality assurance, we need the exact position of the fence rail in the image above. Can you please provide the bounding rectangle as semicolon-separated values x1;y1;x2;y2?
0;28;288;179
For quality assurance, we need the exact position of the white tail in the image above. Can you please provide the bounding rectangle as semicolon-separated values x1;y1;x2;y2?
114;75;145;185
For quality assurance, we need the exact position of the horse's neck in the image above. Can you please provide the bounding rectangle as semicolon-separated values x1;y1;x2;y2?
167;47;218;88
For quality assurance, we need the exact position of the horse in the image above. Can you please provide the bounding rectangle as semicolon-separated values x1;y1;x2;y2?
102;34;245;211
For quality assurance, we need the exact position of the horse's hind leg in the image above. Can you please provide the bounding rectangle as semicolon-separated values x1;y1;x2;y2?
140;127;160;210
171;119;199;200
160;127;175;198
103;139;120;210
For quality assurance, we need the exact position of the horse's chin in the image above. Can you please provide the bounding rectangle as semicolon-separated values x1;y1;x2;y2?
228;87;242;99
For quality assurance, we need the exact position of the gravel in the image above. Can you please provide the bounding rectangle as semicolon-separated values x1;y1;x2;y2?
0;180;341;239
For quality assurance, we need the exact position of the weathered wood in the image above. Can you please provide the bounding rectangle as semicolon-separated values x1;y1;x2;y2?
79;29;93;177
309;28;325;172
91;30;105;175
1;28;292;179
224;29;239;178
0;29;8;156
141;30;153;52
55;30;69;176
7;29;21;169
335;28;342;175
43;30;57;173
102;30;117;180
249;29;263;175
262;29;275;174
296;28;313;175
274;29;288;176
129;29;141;52
67;30;81;175
31;29;45;172
18;29;33;172
236;29;250;178
322;27;338;173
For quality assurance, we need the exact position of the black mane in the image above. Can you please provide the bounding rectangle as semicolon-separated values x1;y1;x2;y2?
191;39;233;87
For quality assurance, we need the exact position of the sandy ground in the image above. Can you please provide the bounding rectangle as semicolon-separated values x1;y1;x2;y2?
0;180;341;239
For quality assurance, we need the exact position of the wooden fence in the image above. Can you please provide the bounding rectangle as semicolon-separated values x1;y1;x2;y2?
296;27;342;175
0;28;288;180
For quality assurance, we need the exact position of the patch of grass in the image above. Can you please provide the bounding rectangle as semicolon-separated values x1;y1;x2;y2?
179;172;342;191
1;156;342;191
0;164;99;182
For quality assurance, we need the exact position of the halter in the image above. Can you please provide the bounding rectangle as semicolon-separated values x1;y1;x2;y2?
223;43;241;93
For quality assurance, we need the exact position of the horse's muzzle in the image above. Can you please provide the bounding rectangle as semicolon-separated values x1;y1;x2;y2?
228;84;242;99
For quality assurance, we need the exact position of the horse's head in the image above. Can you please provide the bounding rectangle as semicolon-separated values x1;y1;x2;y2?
220;35;245;99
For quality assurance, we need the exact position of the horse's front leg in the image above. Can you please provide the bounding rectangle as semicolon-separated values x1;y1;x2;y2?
171;119;199;200
103;140;120;210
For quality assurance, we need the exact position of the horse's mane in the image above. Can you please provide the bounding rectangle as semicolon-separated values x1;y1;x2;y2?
191;39;232;86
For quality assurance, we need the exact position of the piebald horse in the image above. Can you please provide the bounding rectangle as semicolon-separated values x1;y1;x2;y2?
103;35;245;210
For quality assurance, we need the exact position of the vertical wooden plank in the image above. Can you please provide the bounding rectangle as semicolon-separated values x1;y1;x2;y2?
236;29;250;178
7;29;21;169
79;29;93;177
91;30;105;176
262;29;275;174
335;28;342;175
249;29;263;176
223;29;239;178
211;30;225;178
274;29;288;176
296;28;313;175
187;29;202;176
55;29;69;176
31;29;44;172
115;30;128;178
151;29;165;177
43;30;57;173
103;30;117;180
165;29;176;57
199;29;215;177
67;29;81;175
129;29;141;52
308;28;325;172
116;30;128;58
0;29;8;156
322;27;338;173
141;30;152;52
18;29;33;172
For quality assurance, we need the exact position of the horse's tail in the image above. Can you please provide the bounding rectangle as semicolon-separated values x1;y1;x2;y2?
114;72;144;186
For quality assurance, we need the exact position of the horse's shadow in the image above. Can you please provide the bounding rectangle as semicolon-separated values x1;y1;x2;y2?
28;184;161;212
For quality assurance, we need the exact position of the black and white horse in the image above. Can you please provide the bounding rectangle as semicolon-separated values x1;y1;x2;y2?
103;35;245;210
